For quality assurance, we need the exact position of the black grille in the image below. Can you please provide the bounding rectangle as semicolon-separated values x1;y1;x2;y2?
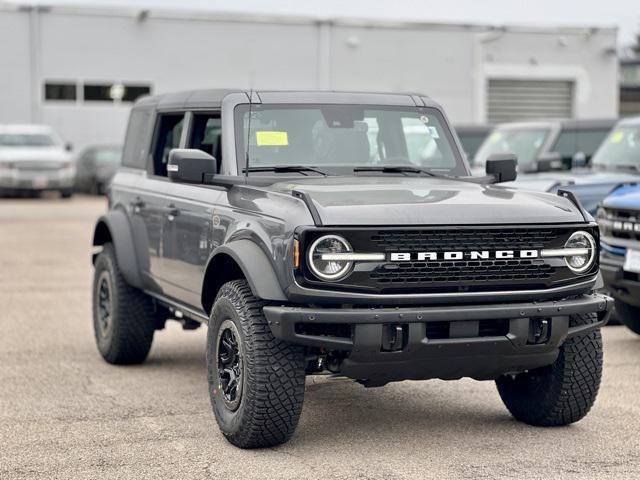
370;258;554;285
370;228;557;251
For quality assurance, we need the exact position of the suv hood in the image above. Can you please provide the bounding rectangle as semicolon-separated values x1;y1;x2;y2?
267;176;586;225
602;184;640;210
0;146;71;162
509;169;640;215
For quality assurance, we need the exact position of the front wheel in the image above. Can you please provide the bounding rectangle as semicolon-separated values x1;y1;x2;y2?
615;299;640;335
207;280;306;449
496;313;603;426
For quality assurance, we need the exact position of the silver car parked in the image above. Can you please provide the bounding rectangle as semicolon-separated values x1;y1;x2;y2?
0;124;75;198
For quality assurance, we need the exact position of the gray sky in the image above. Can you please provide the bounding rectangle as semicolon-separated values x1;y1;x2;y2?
5;0;640;46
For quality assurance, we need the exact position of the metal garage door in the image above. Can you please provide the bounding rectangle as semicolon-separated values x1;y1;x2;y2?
487;79;574;123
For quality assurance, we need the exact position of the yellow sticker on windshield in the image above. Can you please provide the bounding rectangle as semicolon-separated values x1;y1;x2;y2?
489;132;503;143
256;131;289;146
610;131;625;144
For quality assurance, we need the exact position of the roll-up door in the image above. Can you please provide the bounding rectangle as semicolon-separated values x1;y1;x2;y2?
487;79;574;123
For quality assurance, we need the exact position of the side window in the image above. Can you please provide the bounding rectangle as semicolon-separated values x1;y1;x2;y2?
188;113;222;159
152;114;184;177
122;107;152;169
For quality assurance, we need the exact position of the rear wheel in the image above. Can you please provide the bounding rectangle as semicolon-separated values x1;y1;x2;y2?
496;312;603;426
207;280;306;448
92;243;157;364
60;188;73;199
615;299;640;335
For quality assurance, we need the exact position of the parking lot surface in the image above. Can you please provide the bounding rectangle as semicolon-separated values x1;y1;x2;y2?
1;195;640;480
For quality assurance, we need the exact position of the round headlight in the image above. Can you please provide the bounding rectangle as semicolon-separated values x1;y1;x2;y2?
308;235;353;281
564;231;596;273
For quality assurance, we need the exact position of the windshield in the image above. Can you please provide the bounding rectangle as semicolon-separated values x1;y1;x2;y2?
234;104;466;175
0;133;57;147
474;127;550;169
591;126;640;169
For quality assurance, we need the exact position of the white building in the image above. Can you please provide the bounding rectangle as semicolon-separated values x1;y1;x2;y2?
0;2;619;150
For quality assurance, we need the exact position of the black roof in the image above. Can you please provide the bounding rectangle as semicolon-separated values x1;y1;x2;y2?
135;89;439;110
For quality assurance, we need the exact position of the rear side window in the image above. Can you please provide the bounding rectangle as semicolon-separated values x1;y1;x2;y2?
152;114;184;177
121;107;152;169
553;129;612;162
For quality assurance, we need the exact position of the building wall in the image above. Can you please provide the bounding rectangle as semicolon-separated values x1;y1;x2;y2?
0;11;32;123
479;30;619;120
0;6;619;150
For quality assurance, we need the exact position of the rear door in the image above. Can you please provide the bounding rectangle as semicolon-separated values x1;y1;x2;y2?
135;112;185;289
160;111;223;307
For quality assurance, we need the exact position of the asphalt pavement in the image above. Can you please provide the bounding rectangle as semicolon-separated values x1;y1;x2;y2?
1;195;639;479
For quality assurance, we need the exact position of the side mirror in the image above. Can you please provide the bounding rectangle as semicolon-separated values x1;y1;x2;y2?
536;151;563;172
167;148;217;183
65;142;73;152
486;153;517;183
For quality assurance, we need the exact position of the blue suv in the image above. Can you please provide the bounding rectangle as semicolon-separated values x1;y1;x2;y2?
598;183;640;334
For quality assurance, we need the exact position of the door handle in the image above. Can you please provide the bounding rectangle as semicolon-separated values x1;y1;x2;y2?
131;197;145;213
167;204;180;221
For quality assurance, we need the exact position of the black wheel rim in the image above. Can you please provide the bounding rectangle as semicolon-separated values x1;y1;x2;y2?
97;271;113;337
216;320;243;411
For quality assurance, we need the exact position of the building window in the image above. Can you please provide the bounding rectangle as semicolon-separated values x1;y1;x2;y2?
84;84;113;102
122;85;151;102
84;83;151;103
44;82;77;101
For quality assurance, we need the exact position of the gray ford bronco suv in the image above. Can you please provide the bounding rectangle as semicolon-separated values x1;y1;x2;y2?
92;89;611;449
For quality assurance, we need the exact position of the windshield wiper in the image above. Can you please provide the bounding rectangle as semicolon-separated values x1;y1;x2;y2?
353;165;442;177
244;165;328;176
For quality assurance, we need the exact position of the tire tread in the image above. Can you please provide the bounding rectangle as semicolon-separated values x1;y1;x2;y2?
208;280;306;449
496;312;603;426
93;243;156;364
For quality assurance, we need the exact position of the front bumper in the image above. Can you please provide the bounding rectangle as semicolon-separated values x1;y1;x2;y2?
600;252;640;308
264;293;611;383
0;168;75;192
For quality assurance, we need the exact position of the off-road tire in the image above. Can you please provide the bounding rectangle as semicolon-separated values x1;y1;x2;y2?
615;299;640;335
496;312;603;426
92;243;156;364
207;280;306;449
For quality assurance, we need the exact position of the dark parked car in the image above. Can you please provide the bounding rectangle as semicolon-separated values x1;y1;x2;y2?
598;183;640;335
91;89;611;449
474;118;616;174
75;145;122;195
454;124;493;164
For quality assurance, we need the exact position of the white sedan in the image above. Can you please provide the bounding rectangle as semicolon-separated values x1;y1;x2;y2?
0;124;75;198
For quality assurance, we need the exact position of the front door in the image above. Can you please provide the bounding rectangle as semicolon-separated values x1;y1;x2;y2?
159;112;223;308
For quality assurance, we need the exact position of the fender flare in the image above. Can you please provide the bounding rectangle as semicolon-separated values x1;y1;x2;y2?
203;240;287;310
92;210;143;289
